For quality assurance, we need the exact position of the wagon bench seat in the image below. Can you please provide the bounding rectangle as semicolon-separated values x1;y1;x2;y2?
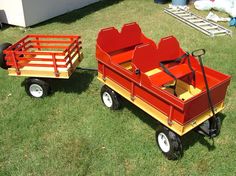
110;50;134;64
149;64;194;87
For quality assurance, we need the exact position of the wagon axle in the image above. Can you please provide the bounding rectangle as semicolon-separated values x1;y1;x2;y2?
192;49;219;138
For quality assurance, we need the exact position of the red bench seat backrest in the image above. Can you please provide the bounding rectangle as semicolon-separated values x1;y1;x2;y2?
132;36;183;73
132;43;159;73
97;22;142;54
156;36;182;63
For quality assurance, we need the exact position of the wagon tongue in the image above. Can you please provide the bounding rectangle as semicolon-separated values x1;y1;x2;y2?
192;49;217;138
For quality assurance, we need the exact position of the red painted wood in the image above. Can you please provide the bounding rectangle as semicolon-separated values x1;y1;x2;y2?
3;34;82;76
132;43;159;73
156;36;183;62
149;64;193;86
96;23;231;125
111;50;134;64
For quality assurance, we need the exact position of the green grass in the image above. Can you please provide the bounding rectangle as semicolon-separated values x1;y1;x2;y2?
0;0;236;175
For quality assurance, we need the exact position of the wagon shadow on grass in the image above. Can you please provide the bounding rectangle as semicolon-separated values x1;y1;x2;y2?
120;98;160;130
120;98;227;153
182;113;226;152
48;70;96;95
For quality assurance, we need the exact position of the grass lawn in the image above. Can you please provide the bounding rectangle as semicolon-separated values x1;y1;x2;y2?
0;0;236;175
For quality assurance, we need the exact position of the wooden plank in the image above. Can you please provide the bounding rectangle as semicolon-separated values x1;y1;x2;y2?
97;73;225;136
7;52;82;79
145;68;162;76
8;69;70;78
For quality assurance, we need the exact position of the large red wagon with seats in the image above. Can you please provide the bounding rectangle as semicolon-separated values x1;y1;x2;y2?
0;34;83;98
96;22;231;159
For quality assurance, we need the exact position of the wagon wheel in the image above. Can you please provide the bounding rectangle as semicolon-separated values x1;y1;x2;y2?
156;126;183;160
100;85;121;110
196;116;221;138
0;43;12;69
25;78;51;98
211;116;221;137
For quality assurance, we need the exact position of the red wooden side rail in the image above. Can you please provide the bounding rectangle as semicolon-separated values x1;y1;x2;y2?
3;35;82;77
96;22;231;126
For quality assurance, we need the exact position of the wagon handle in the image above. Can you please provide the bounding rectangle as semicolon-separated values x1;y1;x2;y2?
191;49;205;57
192;49;217;138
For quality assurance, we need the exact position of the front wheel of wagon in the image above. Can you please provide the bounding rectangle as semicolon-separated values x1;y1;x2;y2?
196;115;221;138
208;116;221;138
156;126;183;160
25;78;50;98
0;43;12;69
211;116;221;137
101;85;121;110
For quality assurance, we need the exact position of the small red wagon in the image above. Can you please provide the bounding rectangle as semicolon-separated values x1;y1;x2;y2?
0;34;83;98
96;22;231;159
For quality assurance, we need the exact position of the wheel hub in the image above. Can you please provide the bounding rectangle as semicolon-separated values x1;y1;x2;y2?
102;92;113;108
29;84;43;98
158;132;170;153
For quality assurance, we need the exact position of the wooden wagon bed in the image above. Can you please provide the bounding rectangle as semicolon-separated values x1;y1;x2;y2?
4;35;83;79
96;22;231;135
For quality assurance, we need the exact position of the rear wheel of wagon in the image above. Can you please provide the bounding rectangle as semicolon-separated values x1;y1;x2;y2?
101;85;121;110
0;43;12;69
156;126;183;160
25;78;50;98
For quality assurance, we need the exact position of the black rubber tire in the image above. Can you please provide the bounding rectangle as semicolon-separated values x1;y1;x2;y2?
0;43;12;69
196;115;221;138
210;116;221;138
156;126;183;160
25;78;50;98
100;85;121;110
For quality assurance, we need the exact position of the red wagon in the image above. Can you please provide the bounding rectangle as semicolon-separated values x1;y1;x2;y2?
96;22;231;159
0;34;83;98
